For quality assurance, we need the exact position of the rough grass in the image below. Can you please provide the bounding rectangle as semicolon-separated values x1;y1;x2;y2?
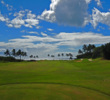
0;59;110;100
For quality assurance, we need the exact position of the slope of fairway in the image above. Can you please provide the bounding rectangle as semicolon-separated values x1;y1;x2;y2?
0;84;109;100
0;59;110;100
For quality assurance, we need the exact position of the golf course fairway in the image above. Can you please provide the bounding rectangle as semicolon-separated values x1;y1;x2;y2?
0;59;110;100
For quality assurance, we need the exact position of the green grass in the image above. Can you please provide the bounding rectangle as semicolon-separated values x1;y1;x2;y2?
0;59;110;100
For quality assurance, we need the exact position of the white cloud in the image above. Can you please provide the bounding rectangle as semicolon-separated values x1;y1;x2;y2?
38;0;103;27
36;26;42;29
10;18;25;28
91;8;110;28
38;9;56;22
38;0;90;27
7;24;13;27
1;0;13;11
55;32;110;46
47;28;54;31
21;30;39;35
85;0;91;4
41;32;48;37
0;10;39;28
28;31;39;35
0;0;103;28
0;14;6;22
95;0;101;7
9;13;12;16
1;32;110;58
1;32;110;49
13;10;39;28
1;0;5;4
25;19;39;27
27;11;36;19
21;30;25;33
0;11;9;22
14;10;25;19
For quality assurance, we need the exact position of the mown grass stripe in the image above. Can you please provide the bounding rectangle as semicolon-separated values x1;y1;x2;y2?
0;82;110;97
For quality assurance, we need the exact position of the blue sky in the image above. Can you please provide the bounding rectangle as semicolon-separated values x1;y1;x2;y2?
0;0;110;59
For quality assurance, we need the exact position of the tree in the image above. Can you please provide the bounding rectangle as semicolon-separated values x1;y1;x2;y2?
36;55;39;58
87;44;92;53
4;49;10;57
48;54;50;57
78;49;83;55
83;44;87;53
69;53;73;60
51;55;55;60
21;51;27;59
69;53;73;57
61;53;64;56
91;44;96;52
16;49;22;60
51;55;55;57
87;44;96;53
92;47;102;59
66;54;69;57
30;55;33;60
12;49;16;57
70;56;73;60
102;43;110;60
58;54;60;57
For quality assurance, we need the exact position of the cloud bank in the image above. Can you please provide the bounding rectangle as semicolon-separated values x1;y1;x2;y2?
0;32;110;57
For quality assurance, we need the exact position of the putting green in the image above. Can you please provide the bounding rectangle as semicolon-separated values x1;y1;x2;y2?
0;83;109;100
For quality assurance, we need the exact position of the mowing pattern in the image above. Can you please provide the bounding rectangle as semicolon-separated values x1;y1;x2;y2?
0;84;110;100
0;59;110;100
0;82;110;97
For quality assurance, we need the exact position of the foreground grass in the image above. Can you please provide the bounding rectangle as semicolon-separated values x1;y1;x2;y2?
0;59;110;100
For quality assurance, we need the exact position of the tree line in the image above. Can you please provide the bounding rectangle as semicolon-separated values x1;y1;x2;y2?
2;49;74;61
48;53;73;60
77;42;110;60
4;49;27;60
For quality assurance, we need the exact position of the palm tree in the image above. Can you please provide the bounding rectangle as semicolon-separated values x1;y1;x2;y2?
70;56;73;60
69;53;73;57
83;44;87;53
12;49;16;57
66;53;69;57
21;52;27;60
4;49;10;57
16;49;22;60
51;55;55;57
91;44;96;52
58;54;60;57
51;55;55;60
30;55;33;59
87;44;92;53
69;53;73;60
61;53;64;56
58;54;60;60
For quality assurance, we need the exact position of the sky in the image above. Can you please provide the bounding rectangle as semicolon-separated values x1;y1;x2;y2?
0;0;110;59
